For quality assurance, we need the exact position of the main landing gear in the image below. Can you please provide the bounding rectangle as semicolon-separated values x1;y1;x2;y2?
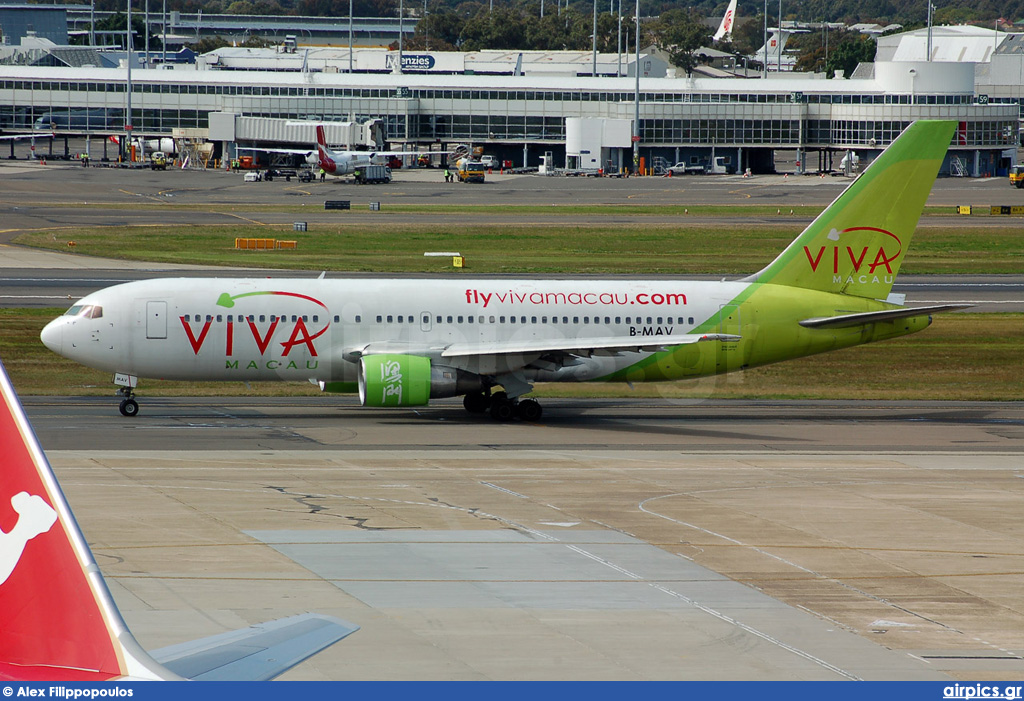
463;390;543;422
117;386;139;417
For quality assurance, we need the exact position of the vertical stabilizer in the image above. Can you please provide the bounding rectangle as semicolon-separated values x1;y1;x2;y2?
0;361;173;681
713;0;738;41
315;124;336;174
748;120;954;300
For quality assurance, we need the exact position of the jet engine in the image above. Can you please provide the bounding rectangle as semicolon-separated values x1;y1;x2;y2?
358;354;482;407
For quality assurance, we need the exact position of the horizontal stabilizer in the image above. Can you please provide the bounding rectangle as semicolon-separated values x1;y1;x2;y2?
799;304;972;329
151;613;358;681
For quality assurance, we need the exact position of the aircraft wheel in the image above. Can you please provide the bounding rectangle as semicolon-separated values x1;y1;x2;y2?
489;395;515;422
463;392;489;414
516;398;543;422
119;398;139;417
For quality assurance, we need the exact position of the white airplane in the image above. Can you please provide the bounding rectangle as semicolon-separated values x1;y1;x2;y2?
40;121;968;422
242;125;431;177
0;358;357;681
713;0;737;41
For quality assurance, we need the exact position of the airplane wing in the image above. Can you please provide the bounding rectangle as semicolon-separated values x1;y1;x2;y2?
0;133;54;141
351;333;738;362
798;304;971;329
236;146;313;155
440;333;740;358
151;613;358;681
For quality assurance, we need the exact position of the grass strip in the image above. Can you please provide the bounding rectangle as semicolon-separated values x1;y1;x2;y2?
14;224;1024;275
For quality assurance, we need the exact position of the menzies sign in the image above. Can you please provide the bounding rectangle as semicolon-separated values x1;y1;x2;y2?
386;54;436;71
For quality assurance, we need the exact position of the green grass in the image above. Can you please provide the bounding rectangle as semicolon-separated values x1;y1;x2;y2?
3;309;1019;401
13;223;1024;274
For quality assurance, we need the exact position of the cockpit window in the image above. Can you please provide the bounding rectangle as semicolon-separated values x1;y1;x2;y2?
64;305;103;319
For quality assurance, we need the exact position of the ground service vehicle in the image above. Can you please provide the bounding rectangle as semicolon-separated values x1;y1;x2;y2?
149;151;168;170
667;161;705;175
457;158;486;183
356;164;392;183
1010;164;1024;188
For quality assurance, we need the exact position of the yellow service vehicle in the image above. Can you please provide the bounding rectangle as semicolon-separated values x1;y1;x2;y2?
149;151;168;170
1010;164;1024;188
457;158;485;183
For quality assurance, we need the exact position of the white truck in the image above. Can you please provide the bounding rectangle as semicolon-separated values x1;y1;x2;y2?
354;164;392;184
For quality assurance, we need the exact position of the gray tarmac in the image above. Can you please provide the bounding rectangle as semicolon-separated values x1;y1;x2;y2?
6;159;1024;682
23;397;1024;681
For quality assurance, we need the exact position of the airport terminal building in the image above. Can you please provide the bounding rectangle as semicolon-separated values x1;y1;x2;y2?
0;47;1017;175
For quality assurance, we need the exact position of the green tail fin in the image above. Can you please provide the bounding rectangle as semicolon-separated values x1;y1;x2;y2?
750;120;955;300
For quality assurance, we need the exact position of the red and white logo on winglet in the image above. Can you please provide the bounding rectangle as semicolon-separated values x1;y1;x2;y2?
0;491;57;586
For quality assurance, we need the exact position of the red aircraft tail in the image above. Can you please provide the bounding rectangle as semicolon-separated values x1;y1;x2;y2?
315;124;336;174
0;361;174;681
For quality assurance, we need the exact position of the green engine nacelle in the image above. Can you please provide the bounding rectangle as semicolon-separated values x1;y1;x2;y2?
358;354;432;407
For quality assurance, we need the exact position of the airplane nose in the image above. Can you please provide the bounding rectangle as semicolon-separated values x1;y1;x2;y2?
40;318;63;355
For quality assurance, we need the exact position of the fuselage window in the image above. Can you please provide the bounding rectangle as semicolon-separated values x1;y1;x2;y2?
334;315;340;323
532;316;538;323
562;316;568;324
313;315;319;323
206;315;213;322
184;314;191;322
436;315;442;323
625;316;631;324
521;316;527;324
376;315;382;323
573;316;579;324
605;317;611;324
458;316;464;323
387;315;394;323
270;315;277;322
468;316;474;323
291;315;297;322
216;315;222;322
646;317;652;324
302;315;308;322
355;315;361;323
509;316;515;324
447;316;453;323
398;315;404;323
657;317;663;325
552;316;558;324
248;315;255;322
542;316;548;323
689;317;694;324
615;317;621;324
488;316;494;323
259;315;265;322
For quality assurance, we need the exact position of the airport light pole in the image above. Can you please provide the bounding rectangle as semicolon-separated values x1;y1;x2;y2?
616;0;621;76
632;0;639;175
926;1;933;61
348;0;353;73
592;0;597;76
777;0;782;72
762;0;767;78
125;0;132;164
